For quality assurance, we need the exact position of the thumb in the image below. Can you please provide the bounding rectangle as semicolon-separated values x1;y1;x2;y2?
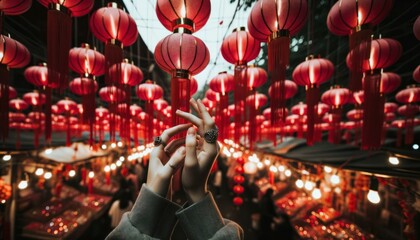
185;127;198;167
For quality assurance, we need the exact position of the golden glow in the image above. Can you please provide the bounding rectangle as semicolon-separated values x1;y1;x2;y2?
88;171;94;178
367;190;381;204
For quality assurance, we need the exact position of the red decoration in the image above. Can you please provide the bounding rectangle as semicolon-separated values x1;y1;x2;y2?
57;98;77;146
414;16;420;41
0;0;31;16
414;66;420;83
130;104;142;147
233;185;244;195
396;85;420;145
69;43;105;77
293;56;334;145
90;2;138;84
380;72;401;94
23;92;46;148
190;77;198;95
233;175;245;184
136;82;163;143
99;86;126;142
154;32;209;127
233;196;243;206
221;27;260;143
0;34;30;142
328;0;393;90
155;0;211;33
322;87;351;144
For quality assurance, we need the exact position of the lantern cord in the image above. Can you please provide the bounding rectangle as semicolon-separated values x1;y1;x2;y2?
0;65;9;143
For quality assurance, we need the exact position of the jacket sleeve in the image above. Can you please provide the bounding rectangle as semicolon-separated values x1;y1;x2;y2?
106;184;181;240
176;192;244;240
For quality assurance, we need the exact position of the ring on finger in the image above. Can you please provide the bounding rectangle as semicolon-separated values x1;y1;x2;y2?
203;127;219;143
154;136;167;147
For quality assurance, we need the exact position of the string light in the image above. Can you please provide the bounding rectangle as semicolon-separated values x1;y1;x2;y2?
18;180;28;189
278;165;285;172
312;188;321;199
69;170;76;177
88;171;94;178
110;163;117;170
111;143;117;148
44;172;52;179
367;176;381;204
305;181;314;191
388;156;399;165
117;141;123;147
2;155;11;161
44;148;53;155
296;179;304;188
101;144;107;150
324;166;332;173
104;165;110;172
35;168;44;176
116;161;122;167
284;169;292;177
330;174;340;185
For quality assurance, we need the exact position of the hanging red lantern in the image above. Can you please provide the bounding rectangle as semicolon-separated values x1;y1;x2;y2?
233;185;244;195
293;56;334;145
233;175;245;184
129;104;142;147
136;82;163;143
69;77;98;96
57;98;77;146
38;0;94;90
396;86;420;145
9;98;29;112
0;0;31;16
155;0;211;33
24;92;46;148
248;0;307;131
233;196;243;206
69;43;105;77
155;32;209;126
327;0;393;90
246;93;268;149
0;35;30;142
0;86;17;100
99;86;126;142
413;16;420;41
322;87;351;144
221;27;260;143
90;2;138;84
201;98;215;111
245;66;267;90
380;72;401;94
190;77;198;95
385;102;398;113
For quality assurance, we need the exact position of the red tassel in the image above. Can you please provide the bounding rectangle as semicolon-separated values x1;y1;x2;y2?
105;43;123;85
405;118;414;145
234;66;246;144
396;128;402;147
16;124;21;149
0;65;9;142
133;120;138;148
306;85;320;145
44;87;52;144
219;94;229;141
349;28;372;91
145;101;154;143
248;92;257;150
328;108;342;144
362;73;384;150
66;115;71;146
268;33;289;81
171;76;191;127
47;6;71;91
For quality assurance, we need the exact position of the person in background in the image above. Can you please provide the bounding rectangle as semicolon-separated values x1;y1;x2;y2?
108;191;133;229
106;99;243;240
258;188;278;240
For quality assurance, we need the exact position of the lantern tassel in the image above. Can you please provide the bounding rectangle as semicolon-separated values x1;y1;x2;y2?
145;101;154;143
405;118;414;145
248;92;257;150
171;76;191;128
306;85;319;145
0;65;9;142
105;43;123;85
362;73;384;150
349;28;372;91
220;94;229;141
44;87;52;144
268;34;289;82
47;6;71;91
234;65;246;144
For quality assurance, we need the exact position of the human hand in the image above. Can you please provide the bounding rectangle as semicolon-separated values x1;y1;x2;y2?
146;123;192;197
176;99;220;203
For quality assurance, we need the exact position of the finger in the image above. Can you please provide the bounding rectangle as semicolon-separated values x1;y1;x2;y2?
151;123;191;161
162;146;186;175
164;137;186;154
190;98;200;114
196;99;216;130
176;110;202;128
184;127;199;168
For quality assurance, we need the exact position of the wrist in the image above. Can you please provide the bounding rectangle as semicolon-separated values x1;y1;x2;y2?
186;189;207;203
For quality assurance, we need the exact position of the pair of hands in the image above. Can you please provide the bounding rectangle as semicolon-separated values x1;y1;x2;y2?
146;98;219;203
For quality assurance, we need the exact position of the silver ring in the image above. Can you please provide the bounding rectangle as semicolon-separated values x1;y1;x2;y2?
154;136;166;147
203;128;219;143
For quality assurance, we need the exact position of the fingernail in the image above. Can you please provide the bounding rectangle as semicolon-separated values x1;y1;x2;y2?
187;127;195;135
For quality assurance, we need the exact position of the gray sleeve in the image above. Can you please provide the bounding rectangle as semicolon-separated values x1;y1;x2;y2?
176;192;244;240
106;184;181;240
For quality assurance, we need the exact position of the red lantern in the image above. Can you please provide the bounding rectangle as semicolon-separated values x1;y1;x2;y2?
155;0;211;33
0;34;30;142
110;59;143;86
221;27;260;143
322;87;351;144
201;98;215;111
293;56;334;145
246;93;268;149
396;86;420;105
233;175;245;184
136;82;164;143
190;77;198;95
327;0;393;90
413;16;420;41
69;43;105;77
23;92;46;148
9;98;29;112
380;72;401;94
69;77;98;96
57;98;77;145
38;0;94;90
0;0;31;16
153;99;169;112
99;86;126;142
233;185;244;195
233;196;243;206
90;2;138;84
154;32;209;126
384;102;398;113
129;104;142;147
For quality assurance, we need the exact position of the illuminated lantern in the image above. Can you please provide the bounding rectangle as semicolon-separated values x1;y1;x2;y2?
38;0;94;90
221;27;260;143
155;33;209;127
233;196;243;206
190;77;198;95
248;0;307;130
384;102;398;114
327;0;393;90
9;98;28;112
23;92;46;148
243;162;258;175
209;71;234;140
129;104;142;147
293;56;334;145
321;87;351;144
136;82;163;142
414;65;420;83
0;35;30;142
95;107;109;145
396;86;420;145
246;93;268;149
380;72;401;94
0;0;31;17
233;185;244;195
201;98;215;111
90;2;138;84
155;0;211;33
353;38;402;150
99;86;126;142
57;98;77;146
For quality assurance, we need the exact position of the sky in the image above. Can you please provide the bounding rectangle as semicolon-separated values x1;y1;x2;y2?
122;0;258;92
